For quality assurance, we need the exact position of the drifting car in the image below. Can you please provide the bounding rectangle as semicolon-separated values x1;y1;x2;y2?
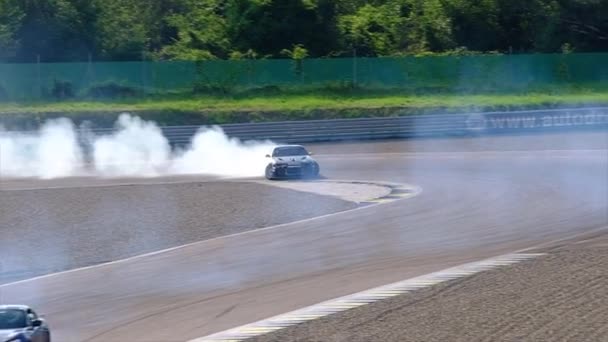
265;145;320;180
0;305;50;342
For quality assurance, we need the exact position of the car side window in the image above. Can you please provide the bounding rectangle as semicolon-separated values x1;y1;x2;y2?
26;309;38;324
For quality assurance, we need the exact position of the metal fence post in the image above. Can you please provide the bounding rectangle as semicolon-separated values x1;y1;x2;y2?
36;55;41;99
141;51;148;97
353;48;358;88
87;53;95;92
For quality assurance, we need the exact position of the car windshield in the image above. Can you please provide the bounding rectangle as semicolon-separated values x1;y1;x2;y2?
273;147;308;157
0;309;27;329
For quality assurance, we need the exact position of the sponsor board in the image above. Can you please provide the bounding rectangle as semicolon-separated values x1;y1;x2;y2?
466;108;608;132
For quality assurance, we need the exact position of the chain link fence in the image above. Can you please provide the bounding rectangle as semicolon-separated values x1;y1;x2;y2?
0;53;606;101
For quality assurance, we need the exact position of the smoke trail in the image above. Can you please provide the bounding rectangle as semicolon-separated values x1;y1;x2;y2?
0;114;276;179
0;118;84;179
93;115;172;177
171;126;276;177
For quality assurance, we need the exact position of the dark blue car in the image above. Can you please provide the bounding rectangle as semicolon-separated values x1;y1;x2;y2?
0;306;50;342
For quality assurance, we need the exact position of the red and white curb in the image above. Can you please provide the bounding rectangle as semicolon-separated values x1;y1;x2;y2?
189;253;544;342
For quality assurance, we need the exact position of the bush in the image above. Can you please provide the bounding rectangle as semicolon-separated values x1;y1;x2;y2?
51;80;74;99
237;85;282;97
321;81;358;93
86;82;140;99
192;83;231;95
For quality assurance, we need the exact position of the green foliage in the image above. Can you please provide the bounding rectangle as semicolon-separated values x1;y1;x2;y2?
281;44;309;59
561;43;574;54
0;0;24;61
0;0;606;62
338;3;401;55
281;44;309;77
159;0;230;60
226;0;339;58
229;49;263;60
93;0;149;61
556;0;608;52
3;0;98;62
399;0;455;53
2;88;608;128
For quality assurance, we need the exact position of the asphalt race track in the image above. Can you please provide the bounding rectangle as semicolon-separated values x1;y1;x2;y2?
0;181;358;284
0;131;607;341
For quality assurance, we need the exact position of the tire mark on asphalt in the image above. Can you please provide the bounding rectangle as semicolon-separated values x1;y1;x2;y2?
214;304;238;320
83;265;358;341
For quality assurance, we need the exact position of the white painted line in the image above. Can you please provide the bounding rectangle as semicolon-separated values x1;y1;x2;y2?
189;253;544;342
0;182;421;288
0;177;223;192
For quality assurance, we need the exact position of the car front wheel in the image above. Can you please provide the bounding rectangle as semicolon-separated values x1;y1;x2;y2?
265;164;275;180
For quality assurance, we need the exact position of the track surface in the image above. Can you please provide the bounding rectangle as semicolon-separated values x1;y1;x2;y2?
1;132;607;341
252;232;608;342
0;182;357;284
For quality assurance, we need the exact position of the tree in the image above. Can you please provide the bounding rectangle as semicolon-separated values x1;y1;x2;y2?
337;0;454;56
226;0;339;58
11;0;98;62
494;0;560;53
0;0;24;61
554;0;608;52
398;0;455;53
159;0;230;60
1;0;607;63
140;0;187;53
337;3;402;56
93;0;150;61
439;0;501;52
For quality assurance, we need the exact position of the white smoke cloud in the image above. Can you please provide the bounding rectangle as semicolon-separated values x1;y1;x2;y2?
93;115;172;177
0;118;84;179
0;114;276;179
171;126;275;177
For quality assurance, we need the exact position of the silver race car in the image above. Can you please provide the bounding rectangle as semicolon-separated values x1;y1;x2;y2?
0;306;50;342
265;145;320;180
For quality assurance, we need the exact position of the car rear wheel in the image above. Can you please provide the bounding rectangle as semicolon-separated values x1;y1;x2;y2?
313;163;320;177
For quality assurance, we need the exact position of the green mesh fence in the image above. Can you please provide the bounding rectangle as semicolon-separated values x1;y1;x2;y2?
0;53;606;100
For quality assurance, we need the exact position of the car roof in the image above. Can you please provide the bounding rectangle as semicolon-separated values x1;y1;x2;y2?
274;145;305;149
0;305;30;311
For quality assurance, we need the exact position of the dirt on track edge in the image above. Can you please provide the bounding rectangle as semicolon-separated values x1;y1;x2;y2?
249;230;608;342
